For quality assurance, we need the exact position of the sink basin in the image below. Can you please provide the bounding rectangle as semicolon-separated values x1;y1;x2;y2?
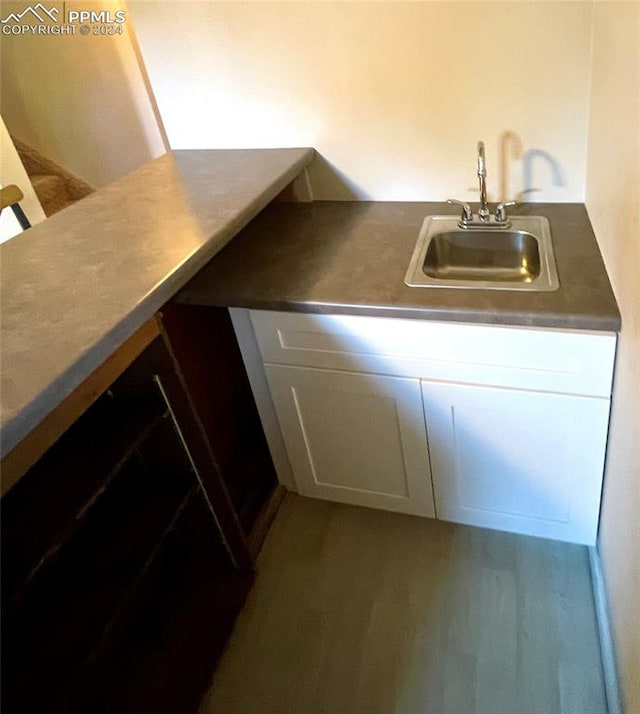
405;216;559;291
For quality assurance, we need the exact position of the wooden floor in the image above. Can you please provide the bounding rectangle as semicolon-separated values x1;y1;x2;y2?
200;494;607;714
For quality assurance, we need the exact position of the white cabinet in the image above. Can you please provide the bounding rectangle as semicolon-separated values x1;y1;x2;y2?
265;365;434;517
422;381;611;544
230;308;617;545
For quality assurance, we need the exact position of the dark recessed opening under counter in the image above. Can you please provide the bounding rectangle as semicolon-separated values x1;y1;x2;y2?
158;303;283;553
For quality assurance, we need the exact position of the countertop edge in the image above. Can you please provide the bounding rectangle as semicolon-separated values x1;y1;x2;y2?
180;294;621;333
0;147;315;459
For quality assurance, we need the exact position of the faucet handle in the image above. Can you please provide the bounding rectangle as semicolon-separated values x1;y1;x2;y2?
447;198;473;223
495;200;518;222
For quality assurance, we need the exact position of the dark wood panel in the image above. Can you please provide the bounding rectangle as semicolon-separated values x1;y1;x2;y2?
2;389;166;608
77;492;253;714
2;333;254;714
159;303;279;540
144;332;254;572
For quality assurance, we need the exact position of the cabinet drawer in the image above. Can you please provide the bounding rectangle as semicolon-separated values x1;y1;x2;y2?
249;310;616;397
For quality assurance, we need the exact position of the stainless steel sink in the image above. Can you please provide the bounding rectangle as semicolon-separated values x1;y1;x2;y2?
404;215;559;291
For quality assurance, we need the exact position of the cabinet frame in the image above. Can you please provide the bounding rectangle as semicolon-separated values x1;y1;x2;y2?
231;308;617;545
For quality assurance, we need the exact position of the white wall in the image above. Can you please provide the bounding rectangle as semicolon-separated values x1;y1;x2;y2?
585;3;640;711
131;1;592;202
0;117;46;243
1;0;167;188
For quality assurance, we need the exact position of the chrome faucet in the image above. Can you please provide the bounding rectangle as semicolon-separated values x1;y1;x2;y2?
448;140;518;228
477;141;490;221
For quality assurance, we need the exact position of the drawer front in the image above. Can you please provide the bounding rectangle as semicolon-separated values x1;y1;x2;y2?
249;310;617;397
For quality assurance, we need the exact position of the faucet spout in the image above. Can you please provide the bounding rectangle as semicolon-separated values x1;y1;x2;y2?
477;141;486;175
477;141;490;221
450;141;511;227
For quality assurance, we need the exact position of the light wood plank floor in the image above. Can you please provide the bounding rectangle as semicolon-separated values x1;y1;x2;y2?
200;495;607;714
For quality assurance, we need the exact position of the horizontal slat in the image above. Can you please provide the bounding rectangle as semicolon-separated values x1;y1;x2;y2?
249;310;617;398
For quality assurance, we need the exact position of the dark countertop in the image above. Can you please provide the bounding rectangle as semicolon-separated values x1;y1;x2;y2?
179;201;621;332
0;148;315;459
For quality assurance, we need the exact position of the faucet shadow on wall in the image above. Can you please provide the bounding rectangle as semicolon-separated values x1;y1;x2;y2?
499;131;565;202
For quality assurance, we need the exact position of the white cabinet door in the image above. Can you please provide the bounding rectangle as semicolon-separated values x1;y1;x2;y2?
266;365;435;517
422;381;611;544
